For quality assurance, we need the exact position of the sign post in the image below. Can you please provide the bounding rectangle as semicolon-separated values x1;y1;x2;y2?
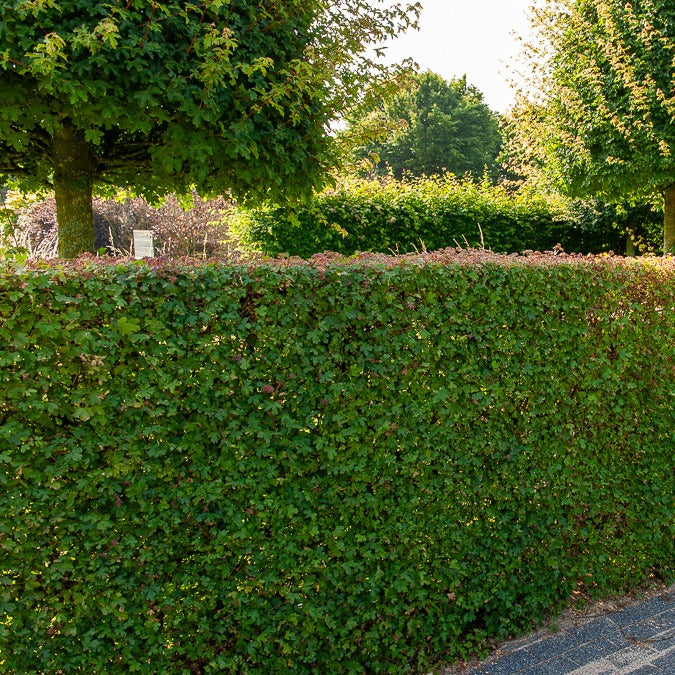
133;230;154;259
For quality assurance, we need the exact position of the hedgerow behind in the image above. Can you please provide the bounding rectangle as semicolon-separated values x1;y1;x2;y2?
233;176;663;257
1;251;673;673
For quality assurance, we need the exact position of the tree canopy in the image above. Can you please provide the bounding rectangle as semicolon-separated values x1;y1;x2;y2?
346;71;502;180
0;0;420;257
506;0;675;252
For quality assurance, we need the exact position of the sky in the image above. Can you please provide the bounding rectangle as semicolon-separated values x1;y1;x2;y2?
381;0;535;113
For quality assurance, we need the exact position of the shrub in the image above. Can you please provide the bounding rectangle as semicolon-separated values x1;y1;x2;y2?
233;176;663;257
3;192;238;259
1;251;673;672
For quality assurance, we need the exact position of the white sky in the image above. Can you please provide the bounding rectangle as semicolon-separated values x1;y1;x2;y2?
380;0;534;113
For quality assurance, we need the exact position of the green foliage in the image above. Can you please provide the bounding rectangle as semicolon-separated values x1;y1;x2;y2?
508;0;675;251
0;0;420;255
346;71;502;180
233;176;663;258
1;253;673;672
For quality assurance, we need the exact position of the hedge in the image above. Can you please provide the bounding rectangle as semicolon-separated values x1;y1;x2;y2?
1;252;674;673
233;176;664;258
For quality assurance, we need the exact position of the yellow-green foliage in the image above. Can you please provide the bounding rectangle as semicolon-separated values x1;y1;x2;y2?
234;176;663;257
1;253;673;672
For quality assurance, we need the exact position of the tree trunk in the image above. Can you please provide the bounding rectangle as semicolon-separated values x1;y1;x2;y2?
625;234;637;257
664;183;675;255
53;123;95;258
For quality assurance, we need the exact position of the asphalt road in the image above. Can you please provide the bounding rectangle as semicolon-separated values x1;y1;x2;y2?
441;584;675;674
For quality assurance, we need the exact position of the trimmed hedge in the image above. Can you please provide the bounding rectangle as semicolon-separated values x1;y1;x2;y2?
1;252;674;673
233;176;664;257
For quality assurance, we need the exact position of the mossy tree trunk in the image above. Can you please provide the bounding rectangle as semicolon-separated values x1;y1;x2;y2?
53;123;96;258
664;183;675;255
625;235;637;257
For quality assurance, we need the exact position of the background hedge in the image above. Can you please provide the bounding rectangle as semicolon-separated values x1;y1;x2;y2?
233;177;664;258
1;252;673;673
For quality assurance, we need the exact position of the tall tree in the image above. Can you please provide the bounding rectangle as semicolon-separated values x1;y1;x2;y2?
0;0;420;257
507;0;675;252
347;71;502;180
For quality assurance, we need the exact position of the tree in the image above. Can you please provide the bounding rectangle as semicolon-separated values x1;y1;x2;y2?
508;0;675;253
346;71;502;180
0;0;420;258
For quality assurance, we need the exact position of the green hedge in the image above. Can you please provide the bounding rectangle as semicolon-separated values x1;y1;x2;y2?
1;253;674;673
233;176;664;257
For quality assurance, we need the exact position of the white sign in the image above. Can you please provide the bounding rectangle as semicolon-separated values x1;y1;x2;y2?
133;230;154;259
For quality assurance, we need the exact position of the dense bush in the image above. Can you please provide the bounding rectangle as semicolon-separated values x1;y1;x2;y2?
233;176;663;257
1;252;673;673
1;191;237;259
